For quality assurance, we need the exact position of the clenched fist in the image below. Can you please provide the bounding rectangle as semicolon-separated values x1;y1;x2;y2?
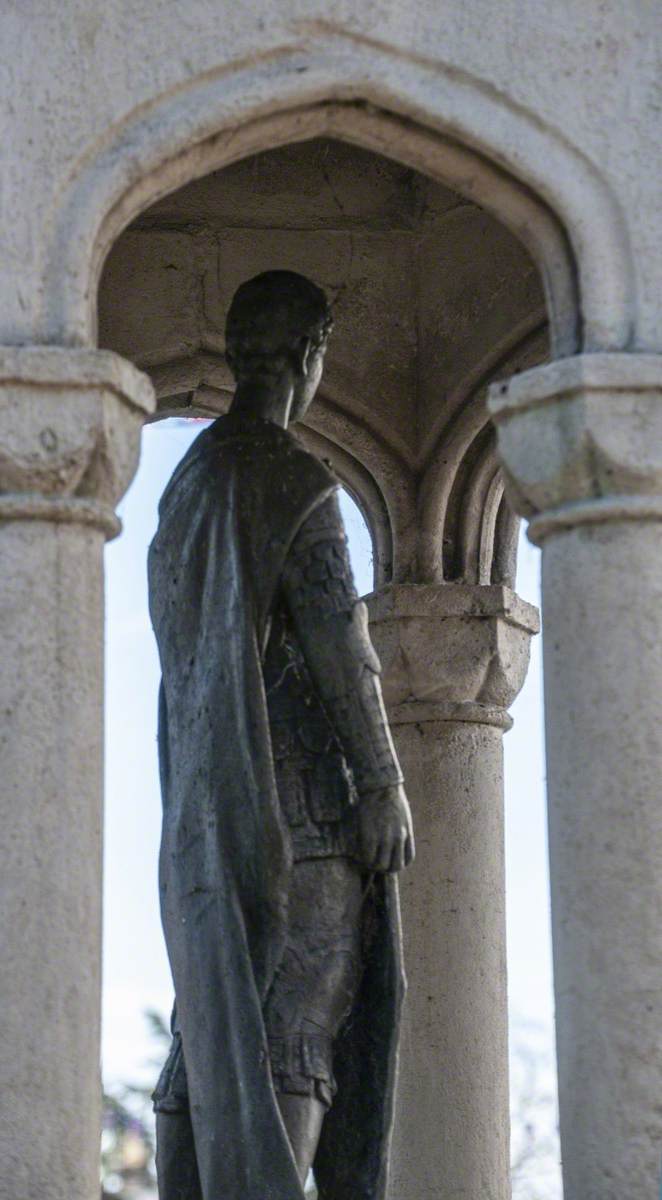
357;783;415;873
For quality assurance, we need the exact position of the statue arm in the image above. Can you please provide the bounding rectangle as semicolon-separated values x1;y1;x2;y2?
281;491;403;796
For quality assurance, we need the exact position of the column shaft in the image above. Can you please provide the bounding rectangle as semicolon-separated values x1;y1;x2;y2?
0;520;105;1199
0;348;153;1200
368;583;537;1200
389;718;509;1200
489;352;662;1199
543;521;662;1198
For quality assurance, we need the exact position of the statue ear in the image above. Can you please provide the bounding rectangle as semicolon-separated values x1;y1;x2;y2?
293;335;312;377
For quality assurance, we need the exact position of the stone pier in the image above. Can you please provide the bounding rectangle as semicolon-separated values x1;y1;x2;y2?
0;349;153;1200
369;584;538;1200
491;353;662;1199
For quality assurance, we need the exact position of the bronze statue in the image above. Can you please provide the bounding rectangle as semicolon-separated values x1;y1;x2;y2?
148;271;414;1200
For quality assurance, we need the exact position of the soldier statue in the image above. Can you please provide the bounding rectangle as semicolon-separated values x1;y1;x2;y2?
148;270;414;1200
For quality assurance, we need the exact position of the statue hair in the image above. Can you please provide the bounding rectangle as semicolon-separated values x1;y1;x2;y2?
225;271;333;384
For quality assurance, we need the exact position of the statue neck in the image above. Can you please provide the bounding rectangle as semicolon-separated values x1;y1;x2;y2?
230;376;294;429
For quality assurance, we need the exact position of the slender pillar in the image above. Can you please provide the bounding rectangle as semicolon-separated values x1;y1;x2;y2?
368;584;538;1200
490;353;662;1200
0;348;153;1200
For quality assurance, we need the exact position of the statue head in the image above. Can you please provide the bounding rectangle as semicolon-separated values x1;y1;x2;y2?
225;271;333;422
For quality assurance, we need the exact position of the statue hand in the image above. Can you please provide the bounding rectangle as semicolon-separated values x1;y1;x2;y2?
357;783;415;873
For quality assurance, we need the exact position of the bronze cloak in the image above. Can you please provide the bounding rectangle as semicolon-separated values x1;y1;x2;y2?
148;413;404;1200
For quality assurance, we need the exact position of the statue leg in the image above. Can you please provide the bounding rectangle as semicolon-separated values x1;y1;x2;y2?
155;1110;202;1200
153;1028;201;1200
264;857;364;1183
274;1093;327;1184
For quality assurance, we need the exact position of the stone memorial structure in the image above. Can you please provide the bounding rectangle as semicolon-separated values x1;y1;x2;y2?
1;5;662;1200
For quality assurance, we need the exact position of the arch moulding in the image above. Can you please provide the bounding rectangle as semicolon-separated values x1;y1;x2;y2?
39;32;633;356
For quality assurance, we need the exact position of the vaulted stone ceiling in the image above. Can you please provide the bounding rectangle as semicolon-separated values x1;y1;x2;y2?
98;137;548;587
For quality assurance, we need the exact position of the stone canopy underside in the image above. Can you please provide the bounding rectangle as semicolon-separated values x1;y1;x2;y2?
99;137;548;586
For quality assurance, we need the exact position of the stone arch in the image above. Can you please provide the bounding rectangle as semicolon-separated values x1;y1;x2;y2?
417;319;547;583
39;30;632;355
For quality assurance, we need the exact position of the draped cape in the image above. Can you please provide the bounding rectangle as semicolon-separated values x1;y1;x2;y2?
148;413;404;1200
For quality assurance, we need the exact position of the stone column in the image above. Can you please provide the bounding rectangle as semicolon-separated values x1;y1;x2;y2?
0;348;153;1200
489;353;662;1200
368;584;538;1200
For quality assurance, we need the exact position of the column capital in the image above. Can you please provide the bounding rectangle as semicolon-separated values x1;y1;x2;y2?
488;352;662;545
367;583;539;730
0;346;154;538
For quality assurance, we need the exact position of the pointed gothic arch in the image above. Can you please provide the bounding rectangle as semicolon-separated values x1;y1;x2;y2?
38;30;632;357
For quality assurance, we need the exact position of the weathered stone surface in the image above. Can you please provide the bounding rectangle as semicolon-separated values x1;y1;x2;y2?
368;583;538;718
0;517;105;1200
0;348;154;534
489;354;662;529
1;5;656;355
368;583;537;1200
0;351;152;1200
490;351;662;1200
541;520;662;1200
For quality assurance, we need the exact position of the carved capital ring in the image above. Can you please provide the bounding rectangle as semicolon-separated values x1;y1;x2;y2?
489;353;662;541
0;347;154;537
